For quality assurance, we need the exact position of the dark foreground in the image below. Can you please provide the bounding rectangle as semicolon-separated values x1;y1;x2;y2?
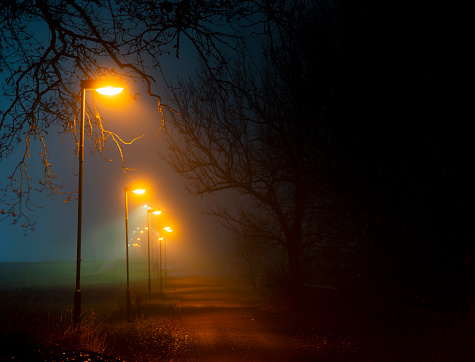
1;276;474;361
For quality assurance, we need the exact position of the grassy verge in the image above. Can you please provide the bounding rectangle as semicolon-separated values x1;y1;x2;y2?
0;292;189;361
0;294;108;359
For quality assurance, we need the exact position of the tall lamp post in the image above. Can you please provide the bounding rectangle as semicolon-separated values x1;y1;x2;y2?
74;79;124;326
163;227;173;289
124;186;145;322
147;208;161;300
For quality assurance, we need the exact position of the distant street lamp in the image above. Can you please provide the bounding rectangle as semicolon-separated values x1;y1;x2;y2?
74;79;124;326
163;227;173;289
158;236;164;294
147;208;161;300
124;186;145;322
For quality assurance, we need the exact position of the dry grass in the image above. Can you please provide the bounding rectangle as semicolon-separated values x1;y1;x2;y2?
0;294;110;358
0;290;189;361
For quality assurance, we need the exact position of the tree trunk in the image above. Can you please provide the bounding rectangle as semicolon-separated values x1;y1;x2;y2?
287;240;302;304
465;250;474;322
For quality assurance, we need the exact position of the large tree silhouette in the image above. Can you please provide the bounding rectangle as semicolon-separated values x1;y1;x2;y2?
161;3;359;298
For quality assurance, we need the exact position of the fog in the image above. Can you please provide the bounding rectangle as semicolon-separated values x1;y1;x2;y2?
0;66;238;283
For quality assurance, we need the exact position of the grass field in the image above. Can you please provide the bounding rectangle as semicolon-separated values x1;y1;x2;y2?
0;258;246;314
0;259;167;315
0;258;223;286
0;259;134;289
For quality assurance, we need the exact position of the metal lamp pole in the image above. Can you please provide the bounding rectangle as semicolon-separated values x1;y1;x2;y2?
147;210;151;300
159;236;163;294
124;186;145;322
163;227;172;290
74;84;86;326
74;79;124;325
124;187;131;322
147;209;161;300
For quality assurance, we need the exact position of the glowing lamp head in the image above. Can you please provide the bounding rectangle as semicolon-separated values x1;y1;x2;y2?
81;79;125;95
147;208;161;215
164;227;173;232
132;189;145;195
96;86;124;96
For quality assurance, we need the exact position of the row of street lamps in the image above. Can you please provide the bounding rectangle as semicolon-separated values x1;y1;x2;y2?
124;188;173;322
74;79;173;325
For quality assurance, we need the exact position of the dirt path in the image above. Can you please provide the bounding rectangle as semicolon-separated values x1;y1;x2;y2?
179;306;310;361
158;278;314;361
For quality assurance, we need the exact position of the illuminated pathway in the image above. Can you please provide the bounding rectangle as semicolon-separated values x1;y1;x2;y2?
179;305;308;361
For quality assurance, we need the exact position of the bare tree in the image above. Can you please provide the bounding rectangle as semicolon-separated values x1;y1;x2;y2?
0;0;284;229
156;0;374;300
160;17;349;297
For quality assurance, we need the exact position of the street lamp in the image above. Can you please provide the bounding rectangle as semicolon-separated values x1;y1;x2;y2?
157;236;164;294
74;79;124;326
147;208;161;300
163;227;173;289
124;186;145;322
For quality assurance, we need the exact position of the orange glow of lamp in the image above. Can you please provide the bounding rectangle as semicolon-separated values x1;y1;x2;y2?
80;79;125;94
95;86;124;95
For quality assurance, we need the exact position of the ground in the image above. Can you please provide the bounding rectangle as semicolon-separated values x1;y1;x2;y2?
2;265;472;361
1;276;366;361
